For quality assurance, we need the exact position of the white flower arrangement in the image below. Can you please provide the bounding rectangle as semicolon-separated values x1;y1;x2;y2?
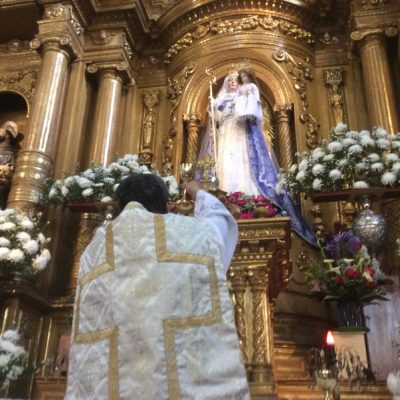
0;209;50;275
279;125;400;196
48;154;180;205
0;329;27;392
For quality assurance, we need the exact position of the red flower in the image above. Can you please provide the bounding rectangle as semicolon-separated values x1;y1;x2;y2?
366;281;377;288
236;199;247;207
353;270;361;279
255;195;266;202
335;275;344;284
239;212;254;219
365;267;375;276
344;267;357;278
231;191;242;198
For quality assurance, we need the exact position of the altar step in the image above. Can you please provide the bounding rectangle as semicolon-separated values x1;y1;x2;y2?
275;379;392;400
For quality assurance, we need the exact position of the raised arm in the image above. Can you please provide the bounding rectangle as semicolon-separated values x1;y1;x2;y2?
184;181;238;272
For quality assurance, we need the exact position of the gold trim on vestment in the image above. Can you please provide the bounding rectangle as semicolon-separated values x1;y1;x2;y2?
154;214;222;399
72;224;119;400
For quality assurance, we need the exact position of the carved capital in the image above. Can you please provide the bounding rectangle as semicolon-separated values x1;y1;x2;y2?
323;67;343;89
273;104;292;120
351;26;398;42
183;113;202;128
30;34;79;61
86;61;133;84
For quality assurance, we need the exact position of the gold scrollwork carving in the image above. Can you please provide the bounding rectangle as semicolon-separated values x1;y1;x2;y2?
272;49;312;117
318;32;339;45
362;0;387;9
164;15;315;64
70;16;83;36
272;49;319;148
0;39;32;53
162;64;196;170
90;30;116;45
0;70;38;101
45;4;65;19
323;67;346;126
123;37;133;60
301;113;321;149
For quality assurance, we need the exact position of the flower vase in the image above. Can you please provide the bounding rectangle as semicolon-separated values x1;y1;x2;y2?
337;301;366;330
228;203;241;219
256;204;268;218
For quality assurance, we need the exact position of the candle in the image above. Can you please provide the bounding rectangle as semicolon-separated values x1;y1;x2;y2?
323;330;336;367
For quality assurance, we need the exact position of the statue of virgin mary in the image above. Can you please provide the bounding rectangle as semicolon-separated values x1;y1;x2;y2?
198;69;316;246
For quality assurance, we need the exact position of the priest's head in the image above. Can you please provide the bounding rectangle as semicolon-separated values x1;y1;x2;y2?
116;174;169;214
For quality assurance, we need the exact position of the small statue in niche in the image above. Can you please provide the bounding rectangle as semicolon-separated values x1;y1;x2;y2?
0;121;23;209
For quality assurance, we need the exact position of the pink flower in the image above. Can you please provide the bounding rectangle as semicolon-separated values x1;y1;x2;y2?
236;199;247;207
255;195;266;202
266;205;276;217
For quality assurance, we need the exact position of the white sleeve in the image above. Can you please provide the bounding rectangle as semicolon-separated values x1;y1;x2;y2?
194;190;238;273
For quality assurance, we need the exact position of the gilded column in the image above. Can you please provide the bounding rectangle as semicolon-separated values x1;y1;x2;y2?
248;266;274;386
68;32;134;294
228;268;249;365
87;67;123;166
183;114;202;163
273;104;293;170
351;27;399;133
8;4;82;209
139;90;160;165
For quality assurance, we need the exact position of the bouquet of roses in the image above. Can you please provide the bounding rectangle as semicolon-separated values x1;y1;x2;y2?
278;124;400;197
0;209;50;275
304;223;386;303
226;191;277;219
47;154;179;205
0;329;27;392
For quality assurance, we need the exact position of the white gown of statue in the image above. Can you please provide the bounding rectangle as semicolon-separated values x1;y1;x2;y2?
214;75;259;195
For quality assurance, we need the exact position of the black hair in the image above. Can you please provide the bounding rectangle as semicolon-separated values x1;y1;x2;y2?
237;68;260;87
116;174;169;214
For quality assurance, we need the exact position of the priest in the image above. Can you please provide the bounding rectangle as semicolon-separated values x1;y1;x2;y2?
65;174;250;399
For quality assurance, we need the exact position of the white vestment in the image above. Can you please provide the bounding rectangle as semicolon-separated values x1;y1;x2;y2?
65;190;250;400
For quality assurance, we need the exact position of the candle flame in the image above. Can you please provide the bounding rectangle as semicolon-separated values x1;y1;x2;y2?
326;330;335;346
